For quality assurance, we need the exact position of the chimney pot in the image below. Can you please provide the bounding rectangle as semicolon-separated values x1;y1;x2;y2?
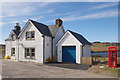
55;18;63;27
16;23;19;26
14;23;21;31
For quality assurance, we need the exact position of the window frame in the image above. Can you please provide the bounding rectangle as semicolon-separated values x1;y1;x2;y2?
26;31;35;40
25;48;35;59
11;34;16;41
11;48;15;56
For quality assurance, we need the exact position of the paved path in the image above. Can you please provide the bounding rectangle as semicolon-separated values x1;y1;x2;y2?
2;59;114;78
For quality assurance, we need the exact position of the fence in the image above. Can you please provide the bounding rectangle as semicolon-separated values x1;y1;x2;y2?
81;57;120;65
81;57;92;65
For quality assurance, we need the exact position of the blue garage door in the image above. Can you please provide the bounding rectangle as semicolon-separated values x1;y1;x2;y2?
62;46;76;63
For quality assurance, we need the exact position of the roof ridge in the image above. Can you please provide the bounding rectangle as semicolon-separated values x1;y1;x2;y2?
67;30;82;36
30;19;48;27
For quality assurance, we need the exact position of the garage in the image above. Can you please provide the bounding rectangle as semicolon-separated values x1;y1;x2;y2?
57;30;91;64
62;46;76;63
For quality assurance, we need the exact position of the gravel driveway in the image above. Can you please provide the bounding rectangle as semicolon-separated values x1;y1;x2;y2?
1;59;114;78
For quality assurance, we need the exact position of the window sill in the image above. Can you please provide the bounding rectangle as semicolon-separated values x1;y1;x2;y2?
25;57;36;60
26;39;35;40
11;55;15;56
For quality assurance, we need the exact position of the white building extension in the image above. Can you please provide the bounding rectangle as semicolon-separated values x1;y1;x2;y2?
57;30;91;64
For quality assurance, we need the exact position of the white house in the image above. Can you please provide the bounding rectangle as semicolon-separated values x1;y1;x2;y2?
5;18;65;63
5;18;91;64
56;30;91;64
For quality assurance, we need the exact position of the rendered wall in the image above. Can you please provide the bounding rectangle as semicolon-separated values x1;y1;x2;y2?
53;26;64;57
83;45;91;57
57;33;82;64
18;22;44;63
44;36;52;62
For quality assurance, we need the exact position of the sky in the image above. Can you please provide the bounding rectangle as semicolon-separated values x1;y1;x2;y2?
0;2;118;44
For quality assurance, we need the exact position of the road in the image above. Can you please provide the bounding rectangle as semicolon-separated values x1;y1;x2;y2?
1;59;114;78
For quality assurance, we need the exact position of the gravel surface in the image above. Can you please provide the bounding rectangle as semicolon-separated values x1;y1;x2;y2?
1;59;114;78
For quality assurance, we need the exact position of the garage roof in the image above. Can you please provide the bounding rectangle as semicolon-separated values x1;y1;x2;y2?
68;30;91;45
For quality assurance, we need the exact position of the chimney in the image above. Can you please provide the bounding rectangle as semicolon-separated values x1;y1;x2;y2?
55;18;63;27
16;23;19;26
14;23;21;31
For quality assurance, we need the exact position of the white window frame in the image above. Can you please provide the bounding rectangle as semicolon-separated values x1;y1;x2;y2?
11;48;15;56
26;31;35;40
25;48;35;59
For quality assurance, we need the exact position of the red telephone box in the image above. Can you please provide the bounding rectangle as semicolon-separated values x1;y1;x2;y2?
108;47;118;68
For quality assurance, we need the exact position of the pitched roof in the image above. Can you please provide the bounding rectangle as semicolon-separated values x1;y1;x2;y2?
68;30;91;45
13;30;21;36
5;30;20;41
48;25;59;36
30;20;52;37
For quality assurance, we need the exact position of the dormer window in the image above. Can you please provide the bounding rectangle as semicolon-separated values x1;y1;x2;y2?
26;31;35;40
11;34;16;41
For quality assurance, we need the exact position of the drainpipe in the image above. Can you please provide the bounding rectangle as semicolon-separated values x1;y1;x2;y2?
17;37;19;61
42;35;45;63
51;37;54;62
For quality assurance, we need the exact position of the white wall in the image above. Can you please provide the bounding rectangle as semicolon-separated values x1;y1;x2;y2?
53;26;64;56
18;22;44;63
44;36;52;62
5;41;11;56
5;39;17;60
83;45;91;57
57;33;82;64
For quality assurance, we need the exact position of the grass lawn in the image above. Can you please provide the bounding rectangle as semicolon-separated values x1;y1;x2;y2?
104;67;120;77
90;56;120;77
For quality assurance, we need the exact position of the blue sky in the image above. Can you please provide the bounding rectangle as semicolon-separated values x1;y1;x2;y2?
1;2;118;44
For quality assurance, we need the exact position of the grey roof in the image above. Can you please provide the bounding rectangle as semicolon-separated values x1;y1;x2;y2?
68;30;91;45
30;20;52;37
48;25;59;36
5;30;20;41
13;30;21;36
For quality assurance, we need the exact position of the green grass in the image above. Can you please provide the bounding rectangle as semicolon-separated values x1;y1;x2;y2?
104;67;120;77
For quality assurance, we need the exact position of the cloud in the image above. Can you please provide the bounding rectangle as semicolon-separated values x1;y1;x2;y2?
1;0;119;2
84;0;119;2
0;22;6;28
2;2;52;17
61;10;117;21
47;9;55;13
45;9;118;23
0;21;19;26
90;3;118;10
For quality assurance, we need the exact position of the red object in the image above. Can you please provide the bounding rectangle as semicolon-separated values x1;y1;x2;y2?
108;46;118;68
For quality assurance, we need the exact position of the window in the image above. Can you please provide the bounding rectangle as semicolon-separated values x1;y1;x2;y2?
25;48;35;59
26;31;35;40
11;34;16;41
26;32;31;39
11;48;15;56
31;31;35;39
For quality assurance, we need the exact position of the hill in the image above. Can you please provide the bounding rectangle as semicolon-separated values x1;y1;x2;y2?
91;42;120;53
